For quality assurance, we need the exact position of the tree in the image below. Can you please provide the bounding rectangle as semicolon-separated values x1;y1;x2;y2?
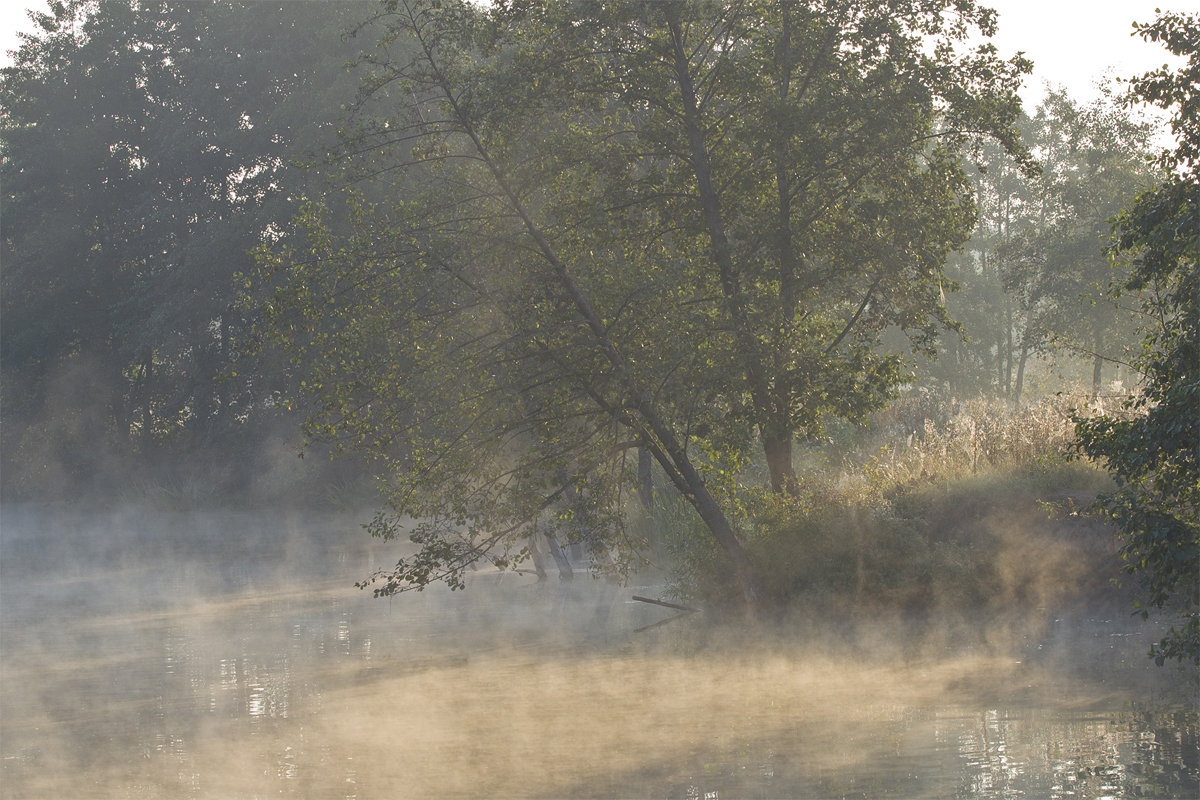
575;0;1031;491
258;0;1030;605
1074;12;1199;666
1;0;367;494
910;132;1030;398
912;92;1155;403
259;0;769;605
1002;89;1154;403
970;129;1041;400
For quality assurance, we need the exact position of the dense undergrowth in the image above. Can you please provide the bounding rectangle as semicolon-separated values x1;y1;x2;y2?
657;394;1127;624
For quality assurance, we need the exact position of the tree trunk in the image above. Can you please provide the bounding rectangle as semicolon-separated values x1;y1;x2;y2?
636;399;766;610
1090;322;1107;399
1003;305;1013;397
1012;339;1029;407
678;466;766;609
527;533;548;581
637;444;654;509
142;351;154;450
545;532;573;582
663;5;783;509
762;429;797;494
948;335;960;395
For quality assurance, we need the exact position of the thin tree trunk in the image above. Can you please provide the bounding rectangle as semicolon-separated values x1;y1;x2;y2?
997;332;1006;394
949;334;960;395
1012;338;1029;407
637;443;654;509
217;314;230;418
545;532;573;582
1092;354;1103;399
142;351;154;450
527;531;548;581
1003;305;1013;397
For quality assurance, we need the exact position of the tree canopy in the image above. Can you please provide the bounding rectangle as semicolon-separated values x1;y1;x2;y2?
256;0;1031;604
1;0;1188;640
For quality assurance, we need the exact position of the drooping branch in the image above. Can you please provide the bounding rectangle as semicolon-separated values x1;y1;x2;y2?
825;271;887;354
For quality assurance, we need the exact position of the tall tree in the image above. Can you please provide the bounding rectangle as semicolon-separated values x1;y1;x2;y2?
574;0;1031;491
912;132;1031;398
1074;11;1199;666
911;93;1155;403
259;0;769;604
258;0;1029;603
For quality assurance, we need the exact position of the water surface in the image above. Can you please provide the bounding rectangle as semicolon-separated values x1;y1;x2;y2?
1;508;1196;798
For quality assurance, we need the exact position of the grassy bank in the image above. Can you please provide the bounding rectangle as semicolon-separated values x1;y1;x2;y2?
660;395;1129;628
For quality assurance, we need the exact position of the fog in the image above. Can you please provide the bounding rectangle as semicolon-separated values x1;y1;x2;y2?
1;507;1196;799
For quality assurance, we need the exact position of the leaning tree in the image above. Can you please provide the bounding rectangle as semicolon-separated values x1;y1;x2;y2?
258;0;1030;607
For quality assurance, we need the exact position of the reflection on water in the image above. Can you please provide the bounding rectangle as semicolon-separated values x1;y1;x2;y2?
950;707;1198;799
1;508;1196;799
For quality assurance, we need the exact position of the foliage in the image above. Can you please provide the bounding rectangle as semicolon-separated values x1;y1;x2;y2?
1003;90;1155;398
580;0;1032;492
255;0;1033;605
0;0;368;497
910;91;1155;402
1072;12;1200;666
257;0;768;603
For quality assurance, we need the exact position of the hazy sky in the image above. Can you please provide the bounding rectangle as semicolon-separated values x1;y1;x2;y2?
0;1;1190;109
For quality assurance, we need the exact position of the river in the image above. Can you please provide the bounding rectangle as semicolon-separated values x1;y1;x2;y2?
1;508;1196;798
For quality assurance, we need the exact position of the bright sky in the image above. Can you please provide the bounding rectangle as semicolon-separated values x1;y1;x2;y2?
981;0;1192;108
0;1;1192;108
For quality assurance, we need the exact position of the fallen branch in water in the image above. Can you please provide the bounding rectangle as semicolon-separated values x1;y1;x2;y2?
634;612;696;633
631;595;700;613
631;595;699;633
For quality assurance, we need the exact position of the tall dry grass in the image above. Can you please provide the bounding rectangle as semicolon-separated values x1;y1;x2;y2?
661;395;1125;629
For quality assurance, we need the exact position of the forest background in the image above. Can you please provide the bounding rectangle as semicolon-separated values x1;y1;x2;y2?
1;0;1195;663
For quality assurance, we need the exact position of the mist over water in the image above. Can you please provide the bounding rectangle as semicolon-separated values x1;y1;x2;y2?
1;507;1196;799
